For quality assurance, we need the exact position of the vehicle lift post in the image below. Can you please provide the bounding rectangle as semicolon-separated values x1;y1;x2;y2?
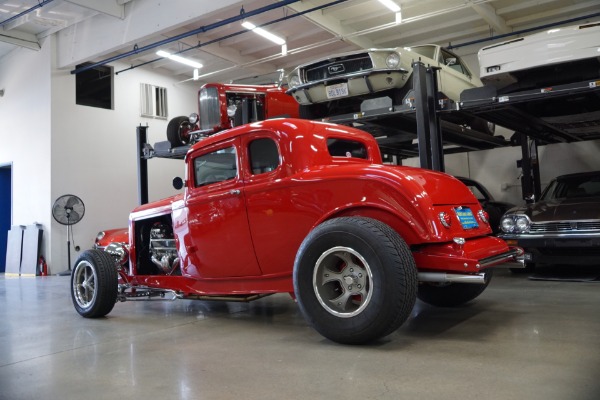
517;132;542;203
412;61;444;172
136;125;149;206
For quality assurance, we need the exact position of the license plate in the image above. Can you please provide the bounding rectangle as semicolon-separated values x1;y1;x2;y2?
326;83;349;99
454;207;479;229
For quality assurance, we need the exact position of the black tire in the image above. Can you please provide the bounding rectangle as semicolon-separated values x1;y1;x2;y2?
417;270;493;307
71;249;118;318
166;116;191;147
293;217;418;344
470;117;495;135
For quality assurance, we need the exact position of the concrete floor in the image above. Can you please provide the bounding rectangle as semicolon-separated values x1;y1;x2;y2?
1;269;599;400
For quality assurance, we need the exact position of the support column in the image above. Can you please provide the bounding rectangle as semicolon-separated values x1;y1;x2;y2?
136;125;149;206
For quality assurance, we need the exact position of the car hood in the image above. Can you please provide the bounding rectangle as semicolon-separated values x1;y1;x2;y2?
509;196;600;222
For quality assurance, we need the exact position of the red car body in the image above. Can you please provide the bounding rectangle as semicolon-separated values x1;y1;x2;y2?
74;118;522;344
168;83;300;146
197;82;300;134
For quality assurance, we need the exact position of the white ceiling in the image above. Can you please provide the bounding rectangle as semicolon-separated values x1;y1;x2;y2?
1;0;599;85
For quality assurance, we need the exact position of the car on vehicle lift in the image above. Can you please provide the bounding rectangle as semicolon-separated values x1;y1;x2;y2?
499;170;600;272
478;22;600;94
73;118;523;344
286;44;495;134
165;81;300;147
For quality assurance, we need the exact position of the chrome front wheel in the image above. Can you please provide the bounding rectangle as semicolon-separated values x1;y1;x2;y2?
71;250;118;318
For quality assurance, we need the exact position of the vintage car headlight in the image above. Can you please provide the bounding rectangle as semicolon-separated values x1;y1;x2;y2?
227;104;237;118
95;231;106;242
500;214;530;233
386;52;401;69
105;242;129;267
500;216;515;233
515;216;530;232
188;113;199;125
288;74;301;89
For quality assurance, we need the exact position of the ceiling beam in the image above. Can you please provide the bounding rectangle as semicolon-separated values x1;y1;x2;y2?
64;0;125;19
470;2;511;34
0;29;41;51
56;0;241;69
284;0;374;49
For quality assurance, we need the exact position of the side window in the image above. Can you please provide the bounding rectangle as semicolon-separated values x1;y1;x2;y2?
442;50;468;76
327;138;367;159
193;146;237;187
249;138;280;175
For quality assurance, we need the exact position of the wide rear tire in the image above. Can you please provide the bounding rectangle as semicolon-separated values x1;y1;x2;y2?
293;217;418;344
71;250;118;318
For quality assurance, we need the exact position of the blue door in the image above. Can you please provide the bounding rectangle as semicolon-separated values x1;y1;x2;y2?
0;166;11;273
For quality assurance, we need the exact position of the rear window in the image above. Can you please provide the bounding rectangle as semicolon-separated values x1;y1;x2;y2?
327;138;367;159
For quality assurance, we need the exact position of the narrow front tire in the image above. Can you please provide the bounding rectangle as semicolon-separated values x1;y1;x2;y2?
71;250;118;318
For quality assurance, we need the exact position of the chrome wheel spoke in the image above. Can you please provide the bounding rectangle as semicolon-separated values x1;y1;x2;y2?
313;246;373;318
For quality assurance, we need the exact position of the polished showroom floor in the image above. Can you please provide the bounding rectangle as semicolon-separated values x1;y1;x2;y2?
1;268;599;400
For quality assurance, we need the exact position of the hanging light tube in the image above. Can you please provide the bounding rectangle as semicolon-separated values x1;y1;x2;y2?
241;21;286;45
156;50;203;69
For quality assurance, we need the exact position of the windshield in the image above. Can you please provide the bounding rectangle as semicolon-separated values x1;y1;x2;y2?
408;45;437;61
540;174;600;200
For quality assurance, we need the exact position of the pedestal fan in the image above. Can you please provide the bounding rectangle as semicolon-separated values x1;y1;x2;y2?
52;194;85;275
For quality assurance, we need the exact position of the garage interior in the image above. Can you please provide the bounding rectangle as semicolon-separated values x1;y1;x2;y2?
1;0;599;398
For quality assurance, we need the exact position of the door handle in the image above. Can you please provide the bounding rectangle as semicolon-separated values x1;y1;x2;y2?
229;189;241;195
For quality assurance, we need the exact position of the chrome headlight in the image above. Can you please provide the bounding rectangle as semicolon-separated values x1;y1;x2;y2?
188;113;199;125
500;216;515;233
515;216;530;232
105;242;129;268
500;214;530;233
94;231;106;248
227;104;237;118
385;52;401;69
288;74;301;89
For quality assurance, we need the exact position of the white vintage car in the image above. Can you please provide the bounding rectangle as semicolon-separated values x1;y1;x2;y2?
478;22;600;94
286;44;492;133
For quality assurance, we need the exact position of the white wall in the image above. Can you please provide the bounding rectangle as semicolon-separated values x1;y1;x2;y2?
49;55;197;273
0;44;53;268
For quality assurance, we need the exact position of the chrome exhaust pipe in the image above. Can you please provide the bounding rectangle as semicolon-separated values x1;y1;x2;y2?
418;272;486;284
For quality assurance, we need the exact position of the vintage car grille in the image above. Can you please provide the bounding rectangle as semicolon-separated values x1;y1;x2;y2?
199;87;221;131
529;221;600;233
303;55;373;83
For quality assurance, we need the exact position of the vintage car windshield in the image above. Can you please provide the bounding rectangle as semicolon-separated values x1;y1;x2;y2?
409;45;437;60
540;174;600;200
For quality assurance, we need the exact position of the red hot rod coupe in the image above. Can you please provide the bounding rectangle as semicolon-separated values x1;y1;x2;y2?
72;118;522;344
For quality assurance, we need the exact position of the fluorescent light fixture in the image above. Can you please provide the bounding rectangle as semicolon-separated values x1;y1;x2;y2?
156;50;203;69
395;11;402;24
378;0;400;12
241;21;286;45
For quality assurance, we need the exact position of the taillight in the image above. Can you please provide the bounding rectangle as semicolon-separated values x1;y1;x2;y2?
478;210;489;224
439;212;452;228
